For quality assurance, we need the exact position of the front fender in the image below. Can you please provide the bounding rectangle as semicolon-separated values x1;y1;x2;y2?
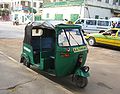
75;68;90;77
21;53;30;63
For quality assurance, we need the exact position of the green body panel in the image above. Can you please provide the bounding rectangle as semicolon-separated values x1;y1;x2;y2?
39;58;44;70
21;23;89;77
55;46;88;77
21;43;34;65
54;24;88;77
75;68;90;77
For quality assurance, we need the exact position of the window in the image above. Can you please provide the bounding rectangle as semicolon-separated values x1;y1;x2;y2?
86;20;96;25
33;2;36;7
21;1;25;6
55;14;63;20
70;14;79;22
0;4;3;8
46;13;49;18
58;29;84;46
75;20;81;24
106;30;118;36
75;19;84;24
4;4;9;8
113;0;118;5
116;23;120;28
105;0;109;3
105;17;108;19
39;3;43;8
95;15;99;19
118;31;120;37
98;21;110;26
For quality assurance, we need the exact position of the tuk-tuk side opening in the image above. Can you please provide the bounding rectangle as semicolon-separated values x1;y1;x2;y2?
31;28;56;70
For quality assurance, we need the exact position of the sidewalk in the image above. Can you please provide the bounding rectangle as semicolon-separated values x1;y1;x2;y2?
0;51;73;94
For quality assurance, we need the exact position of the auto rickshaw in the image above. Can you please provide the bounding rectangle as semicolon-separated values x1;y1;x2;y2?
20;21;90;88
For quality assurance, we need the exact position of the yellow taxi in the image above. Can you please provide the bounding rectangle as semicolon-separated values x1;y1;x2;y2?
85;28;120;47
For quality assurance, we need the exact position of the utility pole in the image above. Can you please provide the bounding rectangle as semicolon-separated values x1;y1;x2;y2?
31;0;34;22
84;0;90;18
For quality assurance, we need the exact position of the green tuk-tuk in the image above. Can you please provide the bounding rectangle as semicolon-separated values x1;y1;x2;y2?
20;21;90;88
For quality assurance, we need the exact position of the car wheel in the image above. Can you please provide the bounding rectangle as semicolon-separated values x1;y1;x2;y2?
88;37;96;46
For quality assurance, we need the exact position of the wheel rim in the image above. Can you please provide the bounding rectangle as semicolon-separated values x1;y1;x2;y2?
75;76;88;88
88;38;95;46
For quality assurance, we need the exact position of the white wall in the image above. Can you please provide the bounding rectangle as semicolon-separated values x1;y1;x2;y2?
42;5;113;20
84;6;112;19
42;6;82;20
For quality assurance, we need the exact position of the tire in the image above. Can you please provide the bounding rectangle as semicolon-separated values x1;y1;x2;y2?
75;76;88;88
23;58;30;68
99;30;105;33
20;57;24;63
88;37;96;46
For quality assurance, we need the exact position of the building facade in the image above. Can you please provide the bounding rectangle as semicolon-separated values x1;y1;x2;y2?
11;0;43;23
0;0;11;21
42;0;120;21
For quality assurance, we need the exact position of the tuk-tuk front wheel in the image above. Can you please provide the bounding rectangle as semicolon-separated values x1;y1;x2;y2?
23;58;30;68
75;75;88;88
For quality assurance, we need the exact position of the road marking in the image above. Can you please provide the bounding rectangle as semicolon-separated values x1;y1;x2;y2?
0;50;73;94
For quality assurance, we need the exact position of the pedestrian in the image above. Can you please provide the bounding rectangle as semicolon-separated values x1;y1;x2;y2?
112;21;116;28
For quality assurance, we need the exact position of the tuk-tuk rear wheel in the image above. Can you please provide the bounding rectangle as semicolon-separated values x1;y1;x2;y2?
75;76;88;88
23;58;30;68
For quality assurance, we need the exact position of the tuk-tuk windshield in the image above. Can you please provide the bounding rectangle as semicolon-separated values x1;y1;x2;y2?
58;29;85;46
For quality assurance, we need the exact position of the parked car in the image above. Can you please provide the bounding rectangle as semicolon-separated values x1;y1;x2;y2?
85;28;120;47
74;18;112;33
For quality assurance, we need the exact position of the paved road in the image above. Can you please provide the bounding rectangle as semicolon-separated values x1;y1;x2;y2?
0;21;24;38
0;22;120;94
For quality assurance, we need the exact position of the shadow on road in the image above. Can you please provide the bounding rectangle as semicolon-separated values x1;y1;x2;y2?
92;44;120;51
30;66;86;93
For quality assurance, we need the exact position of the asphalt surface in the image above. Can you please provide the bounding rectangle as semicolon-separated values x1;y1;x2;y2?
0;21;24;38
0;21;120;94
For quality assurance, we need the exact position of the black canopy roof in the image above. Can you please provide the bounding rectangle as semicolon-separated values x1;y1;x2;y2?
24;21;63;44
23;21;81;44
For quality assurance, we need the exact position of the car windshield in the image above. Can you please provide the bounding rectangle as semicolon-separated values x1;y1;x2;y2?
58;29;85;47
